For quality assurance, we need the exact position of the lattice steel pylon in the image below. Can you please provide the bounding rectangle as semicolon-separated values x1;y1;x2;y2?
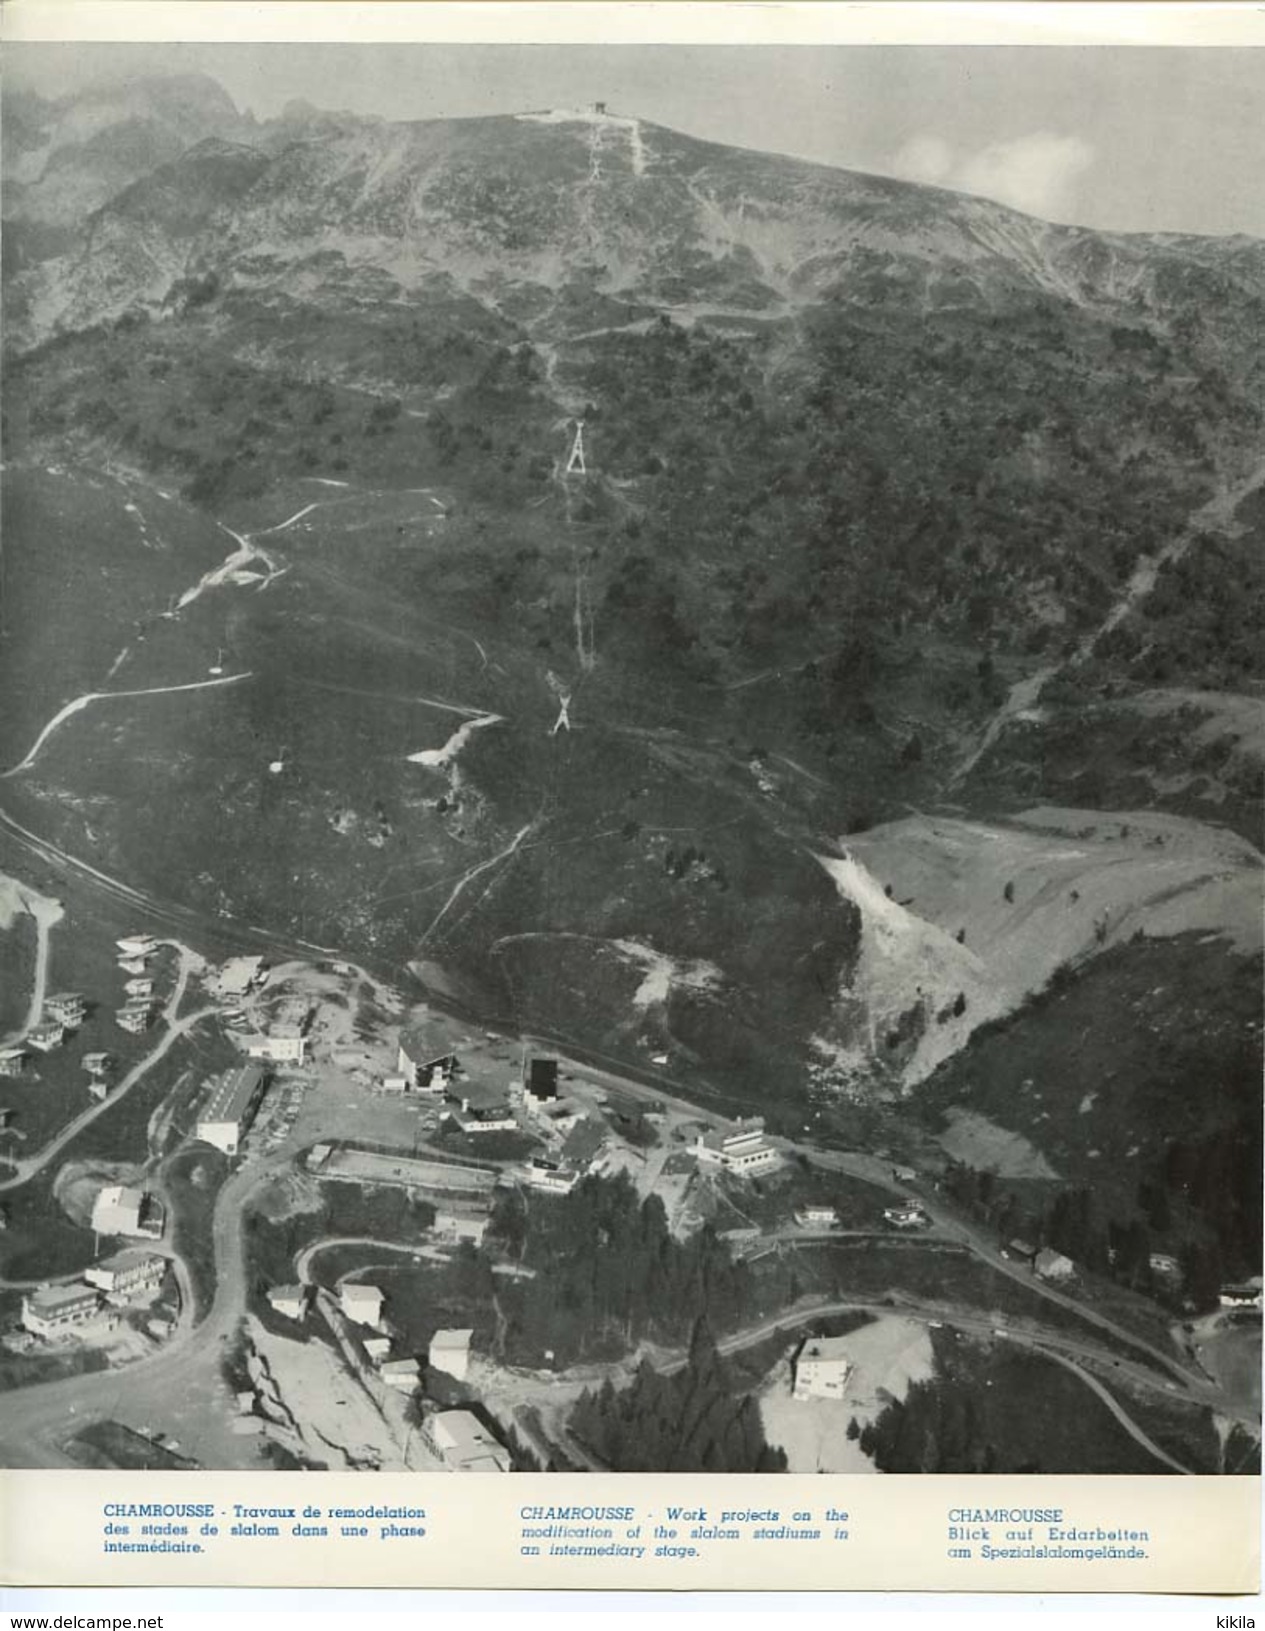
565;420;586;476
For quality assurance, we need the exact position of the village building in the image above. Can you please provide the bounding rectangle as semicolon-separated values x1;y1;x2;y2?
1149;1252;1181;1279
363;1335;392;1364
0;1046;27;1077
84;1249;166;1300
792;1334;854;1401
379;1074;411;1095
380;1357;422;1392
91;1184;142;1237
220;956;267;997
87;1077;110;1103
196;1062;268;1155
44;992;86;1028
26;1021;66;1053
123;977;155;1000
794;1203;840;1229
883;1203;929;1229
1034;1247;1076;1283
118;955;149;977
524;1057;559;1104
116;935;157;959
1006;1238;1038;1266
81;1052;112;1076
891;1164;918;1184
560;1117;608;1176
432;1210;489;1247
115;1002;151;1035
21;1281;100;1338
530;1099;582;1139
396;1026;460;1094
694;1118;780;1176
266;1285;308;1322
1219;1284;1263;1310
422;1409;510;1472
525;1157;579;1196
340;1282;385;1328
428;1327;473;1382
448;1079;516;1134
246;1024;308;1067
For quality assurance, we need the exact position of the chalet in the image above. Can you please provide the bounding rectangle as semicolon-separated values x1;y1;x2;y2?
124;978;155;1000
422;1409;510;1472
0;1046;27;1077
340;1282;385;1328
1034;1247;1075;1283
118;955;149;977
84;1249;166;1300
379;1075;411;1096
116;1002;151;1035
44;992;86;1028
694;1118;780;1176
87;1078;110;1103
91;1184;159;1239
1219;1284;1263;1310
792;1334;853;1401
21;1282;100;1338
429;1328;473;1382
266;1285;308;1322
1006;1238;1038;1266
246;1024;308;1067
81;1052;112;1076
26;1021;66;1053
794;1203;840;1230
116;935;157;959
560;1116;608;1175
380;1357;422;1392
363;1336;391;1364
432;1210;489;1247
891;1164;918;1184
217;956;266;998
449;1079;515;1134
1149;1253;1181;1279
883;1204;929;1230
396;1025;459;1094
196;1063;267;1155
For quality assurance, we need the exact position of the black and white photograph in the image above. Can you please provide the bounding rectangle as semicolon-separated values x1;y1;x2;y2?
0;23;1261;1487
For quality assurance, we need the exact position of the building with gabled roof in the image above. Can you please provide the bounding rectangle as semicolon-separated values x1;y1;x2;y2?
560;1116;608;1174
1034;1247;1075;1283
27;1021;66;1053
423;1409;510;1471
792;1334;853;1401
428;1327;473;1382
396;1024;459;1094
695;1118;779;1176
267;1285;308;1322
0;1046;27;1077
22;1281;100;1338
380;1357;422;1392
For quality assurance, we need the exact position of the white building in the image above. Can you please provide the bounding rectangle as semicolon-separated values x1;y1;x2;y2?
396;1027;459;1094
246;1027;307;1066
84;1250;166;1300
22;1282;100;1337
196;1063;267;1155
525;1161;579;1196
883;1204;929;1229
363;1335;391;1364
44;992;86;1028
91;1184;149;1238
0;1046;27;1077
794;1203;839;1229
1034;1247;1075;1283
116;935;157;959
216;956;266;999
115;1002;151;1035
340;1282;385;1328
432;1211;489;1247
792;1334;853;1401
695;1118;780;1176
380;1358;422;1392
423;1409;510;1472
428;1327;473;1382
26;1021;66;1053
267;1285;308;1322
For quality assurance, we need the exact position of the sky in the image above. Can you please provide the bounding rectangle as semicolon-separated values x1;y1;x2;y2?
6;42;1264;236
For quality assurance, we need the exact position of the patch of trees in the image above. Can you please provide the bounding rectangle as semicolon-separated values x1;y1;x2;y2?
487;1173;753;1367
569;1318;787;1471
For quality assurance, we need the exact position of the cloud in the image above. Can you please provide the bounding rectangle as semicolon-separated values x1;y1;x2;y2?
888;131;1095;220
